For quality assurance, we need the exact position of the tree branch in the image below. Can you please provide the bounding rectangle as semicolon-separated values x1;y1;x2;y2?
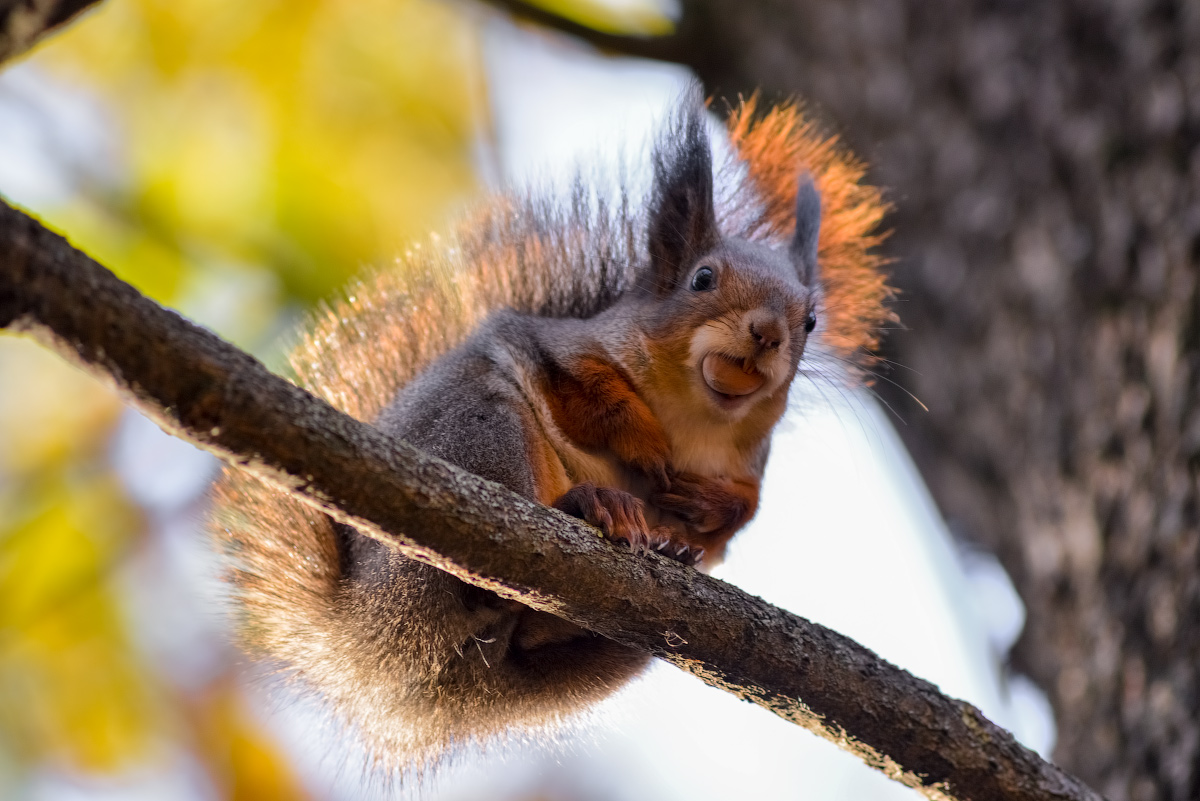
0;197;1103;801
0;0;103;64
476;0;708;66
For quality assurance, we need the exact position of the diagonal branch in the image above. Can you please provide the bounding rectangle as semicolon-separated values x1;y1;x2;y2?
0;0;103;64
0;196;1103;801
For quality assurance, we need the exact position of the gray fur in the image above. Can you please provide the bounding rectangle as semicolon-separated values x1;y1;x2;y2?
328;312;649;772
643;98;719;296
791;173;822;285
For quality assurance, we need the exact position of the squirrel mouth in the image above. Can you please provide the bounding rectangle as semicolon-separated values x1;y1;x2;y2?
701;353;765;403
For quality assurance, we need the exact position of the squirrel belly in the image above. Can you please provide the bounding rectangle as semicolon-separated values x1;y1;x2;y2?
210;94;893;774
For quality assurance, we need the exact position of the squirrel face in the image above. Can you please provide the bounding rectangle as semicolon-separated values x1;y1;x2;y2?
641;237;818;421
636;111;823;422
684;240;816;415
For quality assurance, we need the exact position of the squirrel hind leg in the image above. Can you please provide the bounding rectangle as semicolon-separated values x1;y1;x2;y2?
337;552;647;739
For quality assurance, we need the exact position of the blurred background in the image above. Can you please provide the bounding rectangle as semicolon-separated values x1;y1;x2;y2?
4;0;1178;798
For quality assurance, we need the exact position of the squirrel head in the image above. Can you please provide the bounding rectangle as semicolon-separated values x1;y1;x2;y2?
635;102;821;422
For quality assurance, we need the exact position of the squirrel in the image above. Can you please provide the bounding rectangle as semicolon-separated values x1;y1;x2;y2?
210;94;892;774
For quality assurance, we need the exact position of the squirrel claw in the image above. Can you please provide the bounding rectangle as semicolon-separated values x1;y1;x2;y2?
617;529;655;557
665;542;704;567
649;530;704;567
553;483;656;555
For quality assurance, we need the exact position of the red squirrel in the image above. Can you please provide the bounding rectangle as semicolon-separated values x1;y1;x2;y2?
210;95;892;773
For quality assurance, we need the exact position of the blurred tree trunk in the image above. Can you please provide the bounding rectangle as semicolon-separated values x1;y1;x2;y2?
649;1;1198;799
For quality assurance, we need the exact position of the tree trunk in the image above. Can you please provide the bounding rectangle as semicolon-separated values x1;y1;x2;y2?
656;1;1199;798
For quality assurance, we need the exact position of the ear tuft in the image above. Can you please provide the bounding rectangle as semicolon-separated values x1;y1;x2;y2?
643;92;719;295
790;173;821;285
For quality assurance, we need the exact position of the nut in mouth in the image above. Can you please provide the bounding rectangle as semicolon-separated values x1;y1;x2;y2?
701;352;765;402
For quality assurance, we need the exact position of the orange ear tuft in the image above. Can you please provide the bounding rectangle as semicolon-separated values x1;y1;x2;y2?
726;94;896;379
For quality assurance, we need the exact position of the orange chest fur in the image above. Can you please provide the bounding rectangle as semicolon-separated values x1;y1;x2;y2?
524;353;750;503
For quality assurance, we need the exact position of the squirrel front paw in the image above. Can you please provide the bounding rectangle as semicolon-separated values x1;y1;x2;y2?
553;482;655;554
650;472;757;540
552;483;697;564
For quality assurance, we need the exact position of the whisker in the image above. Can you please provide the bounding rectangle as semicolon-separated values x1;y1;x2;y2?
809;349;928;413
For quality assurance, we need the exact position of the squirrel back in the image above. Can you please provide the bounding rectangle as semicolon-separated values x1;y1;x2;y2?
210;95;892;774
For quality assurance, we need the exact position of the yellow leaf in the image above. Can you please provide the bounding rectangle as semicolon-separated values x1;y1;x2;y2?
30;0;483;305
189;679;314;801
0;338;122;474
0;465;158;772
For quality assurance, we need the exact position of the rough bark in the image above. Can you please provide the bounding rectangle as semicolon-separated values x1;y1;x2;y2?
0;0;102;63
489;1;1200;798
0;197;1104;801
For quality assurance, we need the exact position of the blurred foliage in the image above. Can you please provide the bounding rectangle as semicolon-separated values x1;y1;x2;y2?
0;0;674;796
0;339;154;773
188;678;315;801
1;0;487;795
36;0;483;310
0;467;153;771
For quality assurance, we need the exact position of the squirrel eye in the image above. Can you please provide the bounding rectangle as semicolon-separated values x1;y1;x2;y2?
805;310;817;333
690;266;716;292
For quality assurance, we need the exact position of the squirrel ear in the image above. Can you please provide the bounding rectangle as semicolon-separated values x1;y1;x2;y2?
790;173;821;286
645;101;719;295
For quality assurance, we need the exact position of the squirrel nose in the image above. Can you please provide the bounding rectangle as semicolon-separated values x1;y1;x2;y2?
749;317;784;351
